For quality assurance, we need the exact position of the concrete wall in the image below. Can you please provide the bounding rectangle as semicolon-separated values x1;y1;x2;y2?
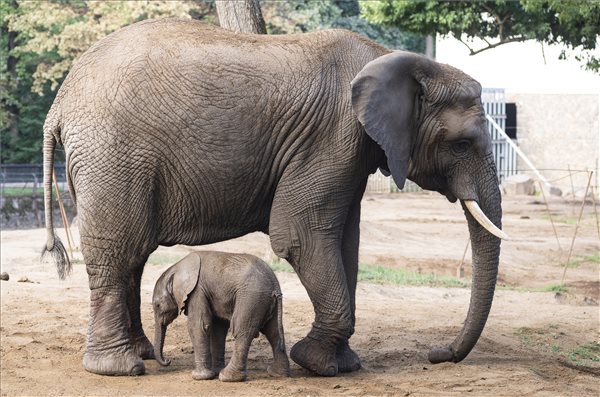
505;93;599;195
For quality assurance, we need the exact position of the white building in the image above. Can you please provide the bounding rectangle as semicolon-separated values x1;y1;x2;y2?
436;36;600;194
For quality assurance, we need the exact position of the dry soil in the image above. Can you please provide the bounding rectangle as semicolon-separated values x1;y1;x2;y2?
1;193;598;396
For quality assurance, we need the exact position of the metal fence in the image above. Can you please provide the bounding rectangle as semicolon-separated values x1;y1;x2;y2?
482;88;517;184
0;163;67;185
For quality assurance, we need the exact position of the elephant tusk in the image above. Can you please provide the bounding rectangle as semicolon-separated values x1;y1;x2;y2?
464;200;509;240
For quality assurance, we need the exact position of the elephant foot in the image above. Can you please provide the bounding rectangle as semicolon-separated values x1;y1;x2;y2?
192;368;216;380
219;364;247;382
290;336;337;377
267;360;290;377
83;349;145;376
131;335;155;360
336;339;361;373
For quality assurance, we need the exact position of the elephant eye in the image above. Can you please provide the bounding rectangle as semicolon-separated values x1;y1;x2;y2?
452;139;471;154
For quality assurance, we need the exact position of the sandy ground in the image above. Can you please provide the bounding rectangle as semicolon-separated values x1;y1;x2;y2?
1;193;598;396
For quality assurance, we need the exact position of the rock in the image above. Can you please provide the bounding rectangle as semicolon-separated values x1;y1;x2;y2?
17;276;33;283
0;272;9;281
501;174;536;196
548;186;562;197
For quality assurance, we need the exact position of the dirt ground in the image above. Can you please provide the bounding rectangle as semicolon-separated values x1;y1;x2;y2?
1;193;598;396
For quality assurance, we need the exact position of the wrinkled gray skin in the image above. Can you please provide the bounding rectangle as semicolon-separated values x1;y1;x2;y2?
41;19;502;377
152;251;289;382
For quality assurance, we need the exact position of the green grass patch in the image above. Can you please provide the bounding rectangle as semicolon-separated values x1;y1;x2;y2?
585;253;600;263
568;342;600;363
146;253;186;266
541;214;580;225
539;284;568;293
1;186;67;197
357;263;467;287
269;260;295;273
269;261;467;288
566;253;600;268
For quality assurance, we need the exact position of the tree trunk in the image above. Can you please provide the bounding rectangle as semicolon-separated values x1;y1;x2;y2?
215;0;266;34
425;35;435;59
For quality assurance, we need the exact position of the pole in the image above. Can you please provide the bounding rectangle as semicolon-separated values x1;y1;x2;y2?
485;114;549;185
457;238;470;278
561;171;593;285
538;180;562;252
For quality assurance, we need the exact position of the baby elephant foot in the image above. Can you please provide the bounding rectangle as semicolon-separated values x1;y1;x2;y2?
290;336;337;377
336;339;361;373
219;364;247;382
192;368;216;380
83;349;145;376
267;363;290;378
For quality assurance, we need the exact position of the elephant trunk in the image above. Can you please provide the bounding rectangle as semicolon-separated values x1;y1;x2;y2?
429;165;502;364
154;322;171;366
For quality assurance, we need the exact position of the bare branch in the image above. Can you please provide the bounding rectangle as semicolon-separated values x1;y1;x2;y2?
457;37;477;55
468;36;527;56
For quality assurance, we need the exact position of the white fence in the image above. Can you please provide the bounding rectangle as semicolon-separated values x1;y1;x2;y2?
366;88;517;193
482;88;517;183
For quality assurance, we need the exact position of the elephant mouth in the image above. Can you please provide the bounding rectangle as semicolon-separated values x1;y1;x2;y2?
440;191;508;240
442;190;458;203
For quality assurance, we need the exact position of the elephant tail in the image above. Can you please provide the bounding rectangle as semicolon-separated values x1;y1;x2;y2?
40;110;71;280
274;291;285;353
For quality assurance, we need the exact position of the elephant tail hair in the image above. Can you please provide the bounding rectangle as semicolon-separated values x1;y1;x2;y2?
274;292;285;353
40;113;72;280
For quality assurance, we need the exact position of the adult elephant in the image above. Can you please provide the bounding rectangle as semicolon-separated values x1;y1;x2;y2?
42;18;506;377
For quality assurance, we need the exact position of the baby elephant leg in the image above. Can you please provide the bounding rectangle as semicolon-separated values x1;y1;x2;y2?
187;296;216;380
218;332;253;382
262;315;290;377
219;302;263;382
210;318;229;372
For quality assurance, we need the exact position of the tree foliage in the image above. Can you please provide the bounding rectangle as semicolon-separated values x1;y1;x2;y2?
1;0;217;163
1;0;423;164
263;0;424;51
362;0;600;72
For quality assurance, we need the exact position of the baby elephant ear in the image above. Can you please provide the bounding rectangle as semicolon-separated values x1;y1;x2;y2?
172;254;201;313
351;51;424;189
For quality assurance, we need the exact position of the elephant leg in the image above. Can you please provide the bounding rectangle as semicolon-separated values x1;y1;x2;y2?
188;294;216;380
286;235;352;377
210;318;229;372
127;263;154;360
261;316;290;377
337;186;365;373
81;235;147;376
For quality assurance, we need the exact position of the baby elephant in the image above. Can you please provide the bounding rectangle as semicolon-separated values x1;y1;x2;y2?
153;251;290;382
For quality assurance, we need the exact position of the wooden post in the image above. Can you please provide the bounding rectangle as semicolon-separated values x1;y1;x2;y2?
538;180;562;252
587;168;599;240
567;164;576;215
457;238;469;278
32;173;42;228
561;171;593;284
53;170;75;259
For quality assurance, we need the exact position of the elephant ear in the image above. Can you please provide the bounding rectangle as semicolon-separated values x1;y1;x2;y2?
171;254;201;314
351;51;425;189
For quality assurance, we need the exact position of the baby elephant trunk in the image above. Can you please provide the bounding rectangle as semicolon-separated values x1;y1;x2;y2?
154;323;171;366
